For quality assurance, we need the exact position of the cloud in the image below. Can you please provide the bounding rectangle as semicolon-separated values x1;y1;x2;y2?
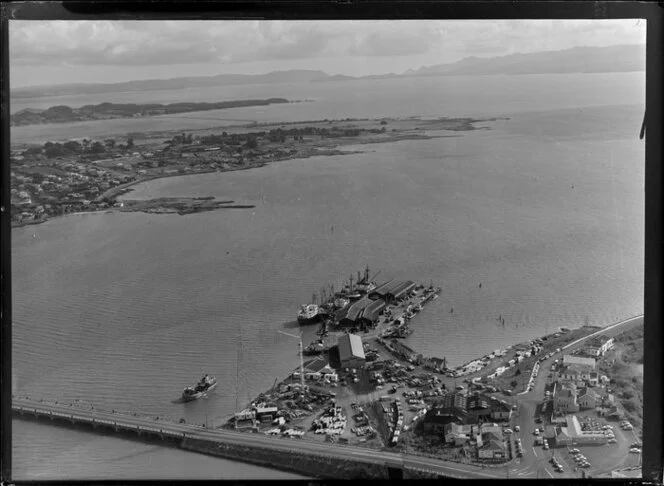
9;19;645;74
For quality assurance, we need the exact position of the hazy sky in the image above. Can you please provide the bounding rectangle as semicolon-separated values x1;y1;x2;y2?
10;19;646;87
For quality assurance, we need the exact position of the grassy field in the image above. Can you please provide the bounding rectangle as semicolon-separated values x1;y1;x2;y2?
597;323;644;428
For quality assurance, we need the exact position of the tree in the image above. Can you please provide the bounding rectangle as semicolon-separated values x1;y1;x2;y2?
515;368;521;376
127;137;134;149
82;139;91;151
63;140;83;153
510;380;518;388
91;141;106;154
104;138;116;150
245;137;258;150
44;143;71;158
25;146;43;155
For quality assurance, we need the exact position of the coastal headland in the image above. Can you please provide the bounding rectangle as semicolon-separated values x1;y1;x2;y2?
10;115;506;227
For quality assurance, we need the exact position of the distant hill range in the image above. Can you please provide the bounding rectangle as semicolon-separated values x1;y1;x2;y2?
10;98;290;127
403;44;645;77
12;44;644;100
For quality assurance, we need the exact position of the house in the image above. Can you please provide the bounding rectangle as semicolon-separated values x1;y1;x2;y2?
423;407;468;433
559;363;594;384
606;405;623;420
304;359;338;382
337;333;366;369
444;423;475;446
563;355;596;369
553;382;579;413
478;430;506;459
577;387;600;410
490;401;512;421
585;336;615;357
466;394;492;421
255;406;278;423
423;356;448;372
441;392;468;411
478;439;507;459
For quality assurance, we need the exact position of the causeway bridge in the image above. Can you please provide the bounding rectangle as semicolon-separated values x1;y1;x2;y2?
12;397;499;479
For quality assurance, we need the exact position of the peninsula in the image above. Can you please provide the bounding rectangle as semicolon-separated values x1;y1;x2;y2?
10;115;504;227
10;98;291;126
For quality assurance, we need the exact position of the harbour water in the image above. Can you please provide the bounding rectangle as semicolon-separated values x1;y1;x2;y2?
11;73;644;479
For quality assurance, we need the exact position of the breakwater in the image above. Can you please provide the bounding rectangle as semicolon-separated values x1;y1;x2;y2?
181;437;389;479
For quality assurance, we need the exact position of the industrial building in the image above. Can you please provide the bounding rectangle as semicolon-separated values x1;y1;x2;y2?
368;279;416;304
337;333;366;368
554;415;608;446
337;297;386;329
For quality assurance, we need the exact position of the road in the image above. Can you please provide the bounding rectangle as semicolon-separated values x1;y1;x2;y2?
13;397;501;479
13;315;642;479
508;315;643;478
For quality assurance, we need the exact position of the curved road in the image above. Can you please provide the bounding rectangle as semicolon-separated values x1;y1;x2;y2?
509;315;642;478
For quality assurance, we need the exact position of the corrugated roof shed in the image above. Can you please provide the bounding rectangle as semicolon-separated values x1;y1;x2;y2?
338;333;365;361
345;297;372;321
363;299;386;321
390;281;416;298
369;279;398;298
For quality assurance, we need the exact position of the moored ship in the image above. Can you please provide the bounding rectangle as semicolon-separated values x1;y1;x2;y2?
297;266;379;325
297;303;325;325
182;374;217;402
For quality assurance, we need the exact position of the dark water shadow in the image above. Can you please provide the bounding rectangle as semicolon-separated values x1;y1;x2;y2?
282;320;301;330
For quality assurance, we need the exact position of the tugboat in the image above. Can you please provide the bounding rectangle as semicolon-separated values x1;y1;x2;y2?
182;374;217;402
297;302;323;325
304;339;328;356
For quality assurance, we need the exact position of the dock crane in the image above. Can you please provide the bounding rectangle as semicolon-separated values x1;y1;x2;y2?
277;329;306;393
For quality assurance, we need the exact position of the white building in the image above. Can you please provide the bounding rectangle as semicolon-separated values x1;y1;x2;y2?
338;333;366;368
563;354;596;369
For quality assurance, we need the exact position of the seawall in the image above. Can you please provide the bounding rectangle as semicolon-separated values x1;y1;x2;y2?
180;437;390;479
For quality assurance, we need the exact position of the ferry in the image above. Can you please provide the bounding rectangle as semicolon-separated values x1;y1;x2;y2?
182;374;217;402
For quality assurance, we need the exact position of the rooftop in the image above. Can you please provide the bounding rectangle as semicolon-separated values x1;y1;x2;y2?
338;333;365;361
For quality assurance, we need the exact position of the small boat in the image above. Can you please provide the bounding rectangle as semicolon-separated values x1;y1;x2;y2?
182;374;217;402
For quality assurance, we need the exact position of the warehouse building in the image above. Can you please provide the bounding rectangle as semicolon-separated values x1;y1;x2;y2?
337;333;366;369
360;299;387;327
338;297;372;328
368;279;416;304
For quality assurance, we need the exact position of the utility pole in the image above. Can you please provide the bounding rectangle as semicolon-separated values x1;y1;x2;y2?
278;330;305;392
236;329;242;414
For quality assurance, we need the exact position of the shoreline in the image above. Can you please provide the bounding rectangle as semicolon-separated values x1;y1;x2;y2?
12;115;495;228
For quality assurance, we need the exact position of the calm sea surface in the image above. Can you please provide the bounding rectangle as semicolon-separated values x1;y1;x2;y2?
12;73;645;479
